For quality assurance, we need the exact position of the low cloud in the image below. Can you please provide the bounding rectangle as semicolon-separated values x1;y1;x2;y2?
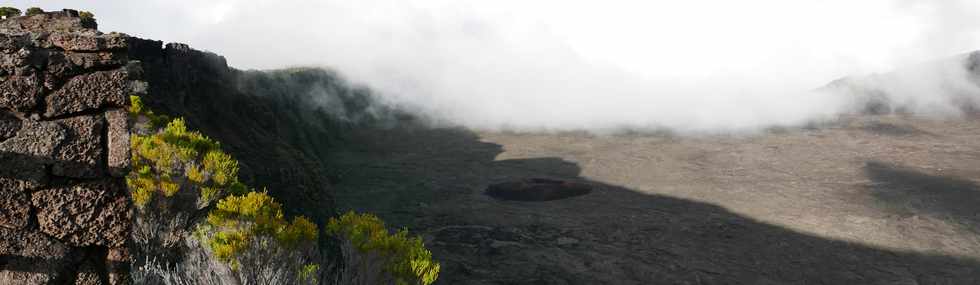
22;0;980;132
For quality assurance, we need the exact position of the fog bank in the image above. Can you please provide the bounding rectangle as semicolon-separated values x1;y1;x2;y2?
20;0;980;132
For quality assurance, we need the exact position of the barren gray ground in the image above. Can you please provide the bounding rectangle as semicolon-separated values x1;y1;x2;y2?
327;115;980;284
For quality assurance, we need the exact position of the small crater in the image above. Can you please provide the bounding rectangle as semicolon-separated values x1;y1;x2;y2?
485;178;592;201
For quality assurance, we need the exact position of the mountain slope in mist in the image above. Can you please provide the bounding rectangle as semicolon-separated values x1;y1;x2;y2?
130;40;412;224
823;50;980;117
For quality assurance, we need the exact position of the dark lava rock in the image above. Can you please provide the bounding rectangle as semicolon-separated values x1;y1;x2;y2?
31;179;132;247
0;111;20;140
45;68;130;118
485;178;592;201
0;227;75;284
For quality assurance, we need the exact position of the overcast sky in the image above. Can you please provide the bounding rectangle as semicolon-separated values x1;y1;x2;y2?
12;1;980;131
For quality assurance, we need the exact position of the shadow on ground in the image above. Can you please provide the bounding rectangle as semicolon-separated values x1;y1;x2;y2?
865;161;980;234
328;125;980;285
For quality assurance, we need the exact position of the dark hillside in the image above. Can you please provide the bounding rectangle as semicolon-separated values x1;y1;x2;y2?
128;41;405;223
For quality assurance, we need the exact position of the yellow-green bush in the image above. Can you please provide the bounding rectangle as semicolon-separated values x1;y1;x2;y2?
327;211;440;285
127;96;244;209
129;95;170;129
203;191;319;268
126;95;440;284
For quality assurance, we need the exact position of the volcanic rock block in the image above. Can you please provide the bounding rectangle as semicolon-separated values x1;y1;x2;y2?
45;68;129;117
0;153;48;191
0;227;75;284
0;70;42;112
0;119;66;159
0;111;20;140
52;115;105;178
0;49;33;74
0;178;30;229
48;31;127;52
0;10;97;32
74;260;104;285
67;51;127;69
0;34;30;54
31;179;132;247
105;109;130;177
0;119;65;191
485;178;592;201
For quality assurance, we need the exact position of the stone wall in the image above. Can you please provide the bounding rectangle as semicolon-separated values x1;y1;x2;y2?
0;10;136;285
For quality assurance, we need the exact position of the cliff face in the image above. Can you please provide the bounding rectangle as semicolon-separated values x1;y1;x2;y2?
0;10;135;285
126;41;343;224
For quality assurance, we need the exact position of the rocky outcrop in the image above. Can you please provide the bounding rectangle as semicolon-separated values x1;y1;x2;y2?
0;10;135;284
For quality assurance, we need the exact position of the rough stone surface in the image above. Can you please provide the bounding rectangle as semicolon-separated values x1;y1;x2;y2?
31;179;131;247
0;178;30;229
0;111;20;141
52;115;105;178
66;51;127;70
0;11;135;283
49;31;127;52
0;227;75;284
0;119;66;159
74;260;105;285
0;10;97;32
0;152;48;190
105;109;129;177
0;34;30;54
0;70;42;112
45;68;129;117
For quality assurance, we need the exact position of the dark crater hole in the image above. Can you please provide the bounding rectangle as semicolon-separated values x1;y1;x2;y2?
485;178;592;201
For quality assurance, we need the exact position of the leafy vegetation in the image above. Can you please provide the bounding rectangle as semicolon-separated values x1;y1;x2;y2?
0;7;21;18
202;191;318;267
127;95;439;284
78;10;94;19
128;96;244;209
130;95;171;131
25;7;42;16
328;211;440;285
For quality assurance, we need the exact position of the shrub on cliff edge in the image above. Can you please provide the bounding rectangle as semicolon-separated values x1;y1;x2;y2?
328;211;440;285
25;7;43;16
0;7;21;18
127;95;439;284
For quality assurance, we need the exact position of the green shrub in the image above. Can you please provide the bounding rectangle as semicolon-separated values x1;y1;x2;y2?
79;10;94;19
127;97;244;209
129;95;170;129
0;7;21;18
25;7;42;16
327;211;440;285
126;95;440;284
203;191;319;268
